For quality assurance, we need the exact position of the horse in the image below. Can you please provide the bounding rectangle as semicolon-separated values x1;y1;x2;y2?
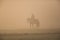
27;18;40;28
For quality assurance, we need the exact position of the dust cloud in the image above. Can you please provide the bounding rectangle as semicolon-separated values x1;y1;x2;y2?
0;0;60;33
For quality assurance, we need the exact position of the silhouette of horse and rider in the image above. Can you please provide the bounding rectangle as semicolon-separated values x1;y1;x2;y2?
27;14;40;28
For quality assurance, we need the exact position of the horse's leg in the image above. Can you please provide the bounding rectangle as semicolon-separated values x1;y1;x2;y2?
36;23;40;27
32;23;34;27
30;23;31;28
36;24;38;27
30;23;33;28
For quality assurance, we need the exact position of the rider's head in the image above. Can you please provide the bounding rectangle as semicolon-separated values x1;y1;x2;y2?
31;14;35;19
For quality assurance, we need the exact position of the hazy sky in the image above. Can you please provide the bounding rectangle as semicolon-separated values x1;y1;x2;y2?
0;0;60;33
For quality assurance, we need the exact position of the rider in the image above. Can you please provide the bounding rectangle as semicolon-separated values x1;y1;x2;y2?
31;14;35;20
30;14;35;23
